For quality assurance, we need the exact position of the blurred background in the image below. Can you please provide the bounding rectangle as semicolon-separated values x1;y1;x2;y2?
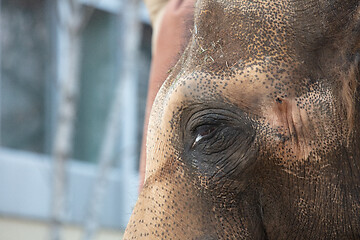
0;0;152;239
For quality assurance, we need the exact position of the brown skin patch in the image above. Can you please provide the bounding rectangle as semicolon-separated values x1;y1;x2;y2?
124;0;360;239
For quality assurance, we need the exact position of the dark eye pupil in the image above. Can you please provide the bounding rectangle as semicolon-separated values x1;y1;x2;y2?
192;125;218;148
197;125;216;137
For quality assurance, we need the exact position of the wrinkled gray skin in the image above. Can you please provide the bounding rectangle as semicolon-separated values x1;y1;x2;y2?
124;0;360;239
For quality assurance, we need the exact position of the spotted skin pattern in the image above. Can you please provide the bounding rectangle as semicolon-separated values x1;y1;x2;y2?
124;0;360;239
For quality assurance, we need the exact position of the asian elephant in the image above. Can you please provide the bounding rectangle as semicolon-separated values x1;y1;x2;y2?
125;0;360;239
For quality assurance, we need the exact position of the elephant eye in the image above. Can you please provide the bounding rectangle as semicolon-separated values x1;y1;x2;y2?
192;125;217;147
184;108;253;153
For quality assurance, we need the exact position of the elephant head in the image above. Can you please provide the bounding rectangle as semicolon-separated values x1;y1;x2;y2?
124;0;360;239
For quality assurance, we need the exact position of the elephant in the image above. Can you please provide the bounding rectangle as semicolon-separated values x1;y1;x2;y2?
124;0;360;239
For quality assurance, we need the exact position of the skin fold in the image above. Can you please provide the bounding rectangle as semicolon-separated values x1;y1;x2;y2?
139;0;195;191
126;0;360;239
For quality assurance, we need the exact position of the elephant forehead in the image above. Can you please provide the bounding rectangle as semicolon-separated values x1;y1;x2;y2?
192;0;295;64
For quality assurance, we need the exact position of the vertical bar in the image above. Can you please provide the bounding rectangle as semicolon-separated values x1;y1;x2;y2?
118;0;141;228
0;0;2;146
50;1;83;239
45;0;57;154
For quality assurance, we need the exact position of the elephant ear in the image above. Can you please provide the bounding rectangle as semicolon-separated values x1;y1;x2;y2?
332;1;360;131
294;0;360;130
341;2;360;57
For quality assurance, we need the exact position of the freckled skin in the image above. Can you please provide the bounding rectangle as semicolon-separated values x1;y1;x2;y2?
124;0;360;239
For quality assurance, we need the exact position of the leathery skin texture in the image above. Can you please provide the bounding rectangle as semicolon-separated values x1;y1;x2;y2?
124;0;360;239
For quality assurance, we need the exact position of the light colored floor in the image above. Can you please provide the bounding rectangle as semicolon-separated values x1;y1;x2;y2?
0;216;123;240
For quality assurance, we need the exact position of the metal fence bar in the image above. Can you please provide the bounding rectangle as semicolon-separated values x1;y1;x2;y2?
0;0;2;146
118;0;142;228
50;0;85;239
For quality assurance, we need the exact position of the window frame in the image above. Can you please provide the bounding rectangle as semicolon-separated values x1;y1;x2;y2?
0;0;149;229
